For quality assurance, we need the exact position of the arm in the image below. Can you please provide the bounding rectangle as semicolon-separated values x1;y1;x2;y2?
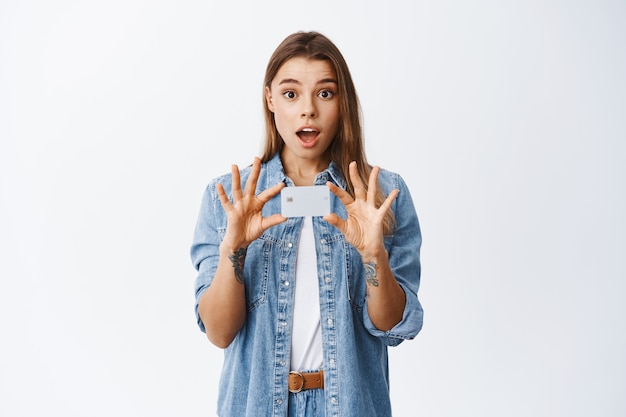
197;158;286;348
197;245;248;348
325;162;405;331
360;246;406;331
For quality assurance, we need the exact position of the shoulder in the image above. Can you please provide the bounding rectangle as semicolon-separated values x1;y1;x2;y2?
376;167;410;194
202;171;232;202
204;157;282;197
376;168;418;221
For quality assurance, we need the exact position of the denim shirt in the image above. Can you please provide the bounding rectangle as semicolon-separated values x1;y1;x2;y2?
191;154;423;417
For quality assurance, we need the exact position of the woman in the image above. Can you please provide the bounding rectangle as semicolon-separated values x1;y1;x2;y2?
191;31;423;417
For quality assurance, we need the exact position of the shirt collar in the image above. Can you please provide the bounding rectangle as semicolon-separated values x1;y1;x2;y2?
264;153;347;190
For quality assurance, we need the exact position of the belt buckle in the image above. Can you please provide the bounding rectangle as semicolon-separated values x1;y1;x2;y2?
289;371;305;393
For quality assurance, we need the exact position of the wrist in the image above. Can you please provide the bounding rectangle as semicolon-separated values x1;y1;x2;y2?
220;237;250;255
360;245;388;264
221;245;247;285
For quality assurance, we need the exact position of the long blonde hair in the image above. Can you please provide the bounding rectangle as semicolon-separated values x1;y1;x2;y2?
260;31;395;233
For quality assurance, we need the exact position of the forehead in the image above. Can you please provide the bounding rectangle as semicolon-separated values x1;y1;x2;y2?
272;57;336;84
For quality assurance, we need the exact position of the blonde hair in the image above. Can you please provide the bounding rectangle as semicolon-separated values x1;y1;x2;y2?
260;31;395;233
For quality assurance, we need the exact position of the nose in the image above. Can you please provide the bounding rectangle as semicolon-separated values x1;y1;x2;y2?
301;95;316;118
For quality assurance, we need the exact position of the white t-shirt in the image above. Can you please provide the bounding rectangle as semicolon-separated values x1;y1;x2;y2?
290;216;324;371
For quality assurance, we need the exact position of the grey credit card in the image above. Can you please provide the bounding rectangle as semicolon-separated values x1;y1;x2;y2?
280;186;330;217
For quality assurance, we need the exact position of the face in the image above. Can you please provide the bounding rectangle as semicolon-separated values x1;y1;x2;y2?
265;57;340;171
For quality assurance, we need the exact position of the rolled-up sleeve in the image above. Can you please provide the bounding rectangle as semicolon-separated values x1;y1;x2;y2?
190;180;222;333
363;173;423;346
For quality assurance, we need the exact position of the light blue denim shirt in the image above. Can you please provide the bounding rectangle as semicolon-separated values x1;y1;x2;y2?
191;154;423;417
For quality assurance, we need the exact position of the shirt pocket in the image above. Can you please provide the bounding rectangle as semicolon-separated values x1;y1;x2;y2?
345;241;367;311
344;235;395;312
244;236;271;311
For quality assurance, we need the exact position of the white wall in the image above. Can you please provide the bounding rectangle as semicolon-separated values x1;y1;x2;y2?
1;1;624;416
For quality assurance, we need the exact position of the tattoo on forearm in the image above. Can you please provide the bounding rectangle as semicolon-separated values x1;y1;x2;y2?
364;262;379;288
229;247;247;284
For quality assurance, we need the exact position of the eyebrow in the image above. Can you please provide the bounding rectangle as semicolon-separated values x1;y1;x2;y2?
278;78;338;86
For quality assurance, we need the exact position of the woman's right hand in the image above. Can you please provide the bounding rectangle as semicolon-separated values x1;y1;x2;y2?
216;157;286;252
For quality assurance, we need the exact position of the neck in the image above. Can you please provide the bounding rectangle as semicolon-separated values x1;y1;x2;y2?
284;167;323;186
281;152;330;186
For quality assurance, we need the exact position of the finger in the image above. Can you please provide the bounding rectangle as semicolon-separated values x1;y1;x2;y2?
327;181;354;206
367;166;380;204
231;164;243;201
216;183;233;211
257;181;285;203
323;213;347;234
262;213;288;230
349;161;366;201
244;157;261;196
379;188;399;214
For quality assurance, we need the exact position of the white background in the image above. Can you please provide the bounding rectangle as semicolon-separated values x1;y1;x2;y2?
1;1;625;416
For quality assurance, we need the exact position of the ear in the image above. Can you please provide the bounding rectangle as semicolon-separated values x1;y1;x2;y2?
265;86;274;112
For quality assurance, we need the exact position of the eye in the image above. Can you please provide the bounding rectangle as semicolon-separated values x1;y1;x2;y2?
282;90;296;99
318;89;334;99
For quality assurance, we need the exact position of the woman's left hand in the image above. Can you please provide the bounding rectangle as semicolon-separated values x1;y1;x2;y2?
324;161;399;260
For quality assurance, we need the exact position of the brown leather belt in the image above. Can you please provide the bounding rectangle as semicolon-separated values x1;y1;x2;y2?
288;370;324;393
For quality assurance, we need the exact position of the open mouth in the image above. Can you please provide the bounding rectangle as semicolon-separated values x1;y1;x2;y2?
296;127;319;143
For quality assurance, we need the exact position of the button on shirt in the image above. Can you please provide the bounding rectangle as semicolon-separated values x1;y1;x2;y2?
191;154;423;417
